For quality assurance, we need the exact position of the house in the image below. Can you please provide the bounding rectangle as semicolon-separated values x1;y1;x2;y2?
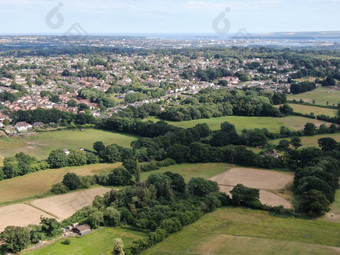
15;122;32;132
33;122;44;128
73;224;91;236
63;149;70;155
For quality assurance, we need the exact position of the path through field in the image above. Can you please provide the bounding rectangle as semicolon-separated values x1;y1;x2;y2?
210;168;293;208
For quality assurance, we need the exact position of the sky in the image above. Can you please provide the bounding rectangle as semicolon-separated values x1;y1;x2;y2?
0;0;340;35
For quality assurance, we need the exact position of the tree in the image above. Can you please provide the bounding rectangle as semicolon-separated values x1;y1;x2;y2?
93;141;106;154
67;149;87;166
40;217;62;237
0;226;31;253
230;184;261;207
277;139;290;151
104;207;121;227
62;172;81;190
290;136;302;149
279;104;294;115
2;156;20;178
147;173;174;200
164;171;186;193
47;149;68;168
104;144;122;163
304;123;317;136
300;189;330;217
123;158;137;174
108;167;132;186
112;238;125;255
67;99;77;107
87;211;104;229
187;178;219;197
318;137;338;151
51;182;69;194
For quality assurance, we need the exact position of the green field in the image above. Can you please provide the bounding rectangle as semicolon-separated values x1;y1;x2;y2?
143;207;340;255
271;133;340;148
288;104;338;117
147;116;331;133
25;227;145;255
320;182;340;224
287;87;340;106
140;163;235;182
0;129;137;164
0;163;120;204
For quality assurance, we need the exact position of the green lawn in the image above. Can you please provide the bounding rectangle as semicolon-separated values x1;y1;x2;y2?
287;87;340;106
25;227;145;255
140;163;235;182
0;129;137;164
287;104;338;117
143;207;340;255
271;133;340;148
275;116;331;131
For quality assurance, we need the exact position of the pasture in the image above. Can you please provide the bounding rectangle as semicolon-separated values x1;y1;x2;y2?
287;87;340;106
147;116;331;133
30;187;111;220
143;207;340;255
25;227;145;255
0;129;137;164
0;163;120;204
140;163;235;182
288;103;338;117
271;133;340;148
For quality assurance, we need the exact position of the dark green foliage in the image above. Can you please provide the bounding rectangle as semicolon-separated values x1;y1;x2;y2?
304;122;317;136
164;172;186;193
187;178;219;197
147;173;173;200
62;172;82;190
230;184;261;208
47;149;68;168
51;183;69;194
40;217;62;237
0;226;31;253
318;137;338;151
300;189;330;217
104;207;121;227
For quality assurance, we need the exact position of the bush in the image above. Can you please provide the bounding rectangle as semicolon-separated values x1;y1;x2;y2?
51;183;69;194
62;239;71;245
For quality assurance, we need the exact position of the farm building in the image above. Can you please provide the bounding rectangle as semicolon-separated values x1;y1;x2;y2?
73;224;91;236
15;122;32;132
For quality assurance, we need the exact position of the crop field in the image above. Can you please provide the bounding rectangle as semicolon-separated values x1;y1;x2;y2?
30;187;111;220
0;129;137;164
140;163;235;182
210;168;294;208
142;207;340;255
0;163;120;204
287;103;338;116
25;227;145;255
0;204;52;232
287;87;340;106
271;133;340;148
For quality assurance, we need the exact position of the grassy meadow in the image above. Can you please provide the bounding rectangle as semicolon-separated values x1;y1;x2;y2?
0;163;120;204
0;129;137;164
287;87;340;106
25;227;145;255
140;163;235;182
287;104;338;117
142;207;340;255
271;133;340;148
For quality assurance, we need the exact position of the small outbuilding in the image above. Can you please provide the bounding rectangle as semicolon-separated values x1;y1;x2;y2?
73;224;91;236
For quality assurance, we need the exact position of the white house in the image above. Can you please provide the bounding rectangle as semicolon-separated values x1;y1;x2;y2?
15;122;33;132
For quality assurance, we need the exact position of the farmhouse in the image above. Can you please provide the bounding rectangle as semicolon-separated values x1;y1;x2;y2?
15;122;32;132
33;122;44;128
73;224;91;236
263;149;279;159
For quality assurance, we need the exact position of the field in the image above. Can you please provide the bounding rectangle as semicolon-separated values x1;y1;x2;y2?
140;163;235;182
142;207;340;255
0;163;120;204
271;133;340;148
210;168;294;208
0;129;137;164
147;116;331;132
287;103;338;116
321;182;340;223
0;204;52;232
30;187;111;220
287;87;340;106
25;227;145;255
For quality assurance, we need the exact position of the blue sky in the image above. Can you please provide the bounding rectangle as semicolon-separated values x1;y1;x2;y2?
1;0;340;34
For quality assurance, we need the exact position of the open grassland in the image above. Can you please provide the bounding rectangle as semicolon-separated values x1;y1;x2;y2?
143;207;340;255
30;187;111;220
140;163;235;182
0;129;136;164
320;182;340;224
25;227;145;255
288;104;338;117
287;87;340;106
0;163;120;204
271;133;340;148
147;116;331;133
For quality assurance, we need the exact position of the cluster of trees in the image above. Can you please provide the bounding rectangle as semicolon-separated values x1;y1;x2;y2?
47;149;99;168
78;89;116;108
290;81;316;94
